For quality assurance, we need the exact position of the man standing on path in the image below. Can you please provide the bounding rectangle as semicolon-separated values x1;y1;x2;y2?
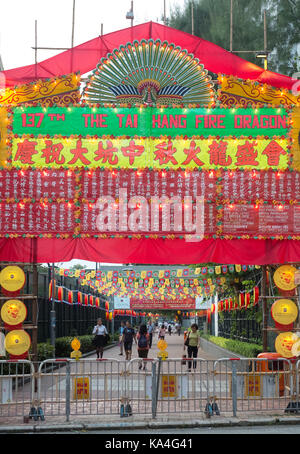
122;320;137;360
148;320;153;348
119;321;125;356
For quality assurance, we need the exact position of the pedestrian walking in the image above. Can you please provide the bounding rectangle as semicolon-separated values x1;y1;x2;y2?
92;318;108;359
184;323;200;371
158;324;166;340
137;324;150;370
168;323;172;336
122;320;137;361
119;321;125;356
148;320;154;348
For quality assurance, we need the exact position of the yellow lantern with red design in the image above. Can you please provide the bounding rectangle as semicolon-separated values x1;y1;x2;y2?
271;299;298;331
1;300;27;328
4;329;31;359
273;265;297;291
275;332;297;358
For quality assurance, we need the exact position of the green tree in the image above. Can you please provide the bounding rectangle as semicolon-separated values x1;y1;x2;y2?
169;0;300;76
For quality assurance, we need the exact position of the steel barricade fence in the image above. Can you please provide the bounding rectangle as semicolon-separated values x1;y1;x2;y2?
152;358;217;417
213;358;293;417
38;358;125;421
0;360;35;422
126;358;155;416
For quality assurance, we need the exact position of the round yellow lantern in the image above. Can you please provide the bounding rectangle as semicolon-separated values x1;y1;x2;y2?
1;300;27;326
273;265;297;291
0;266;25;293
4;330;31;356
271;299;298;326
275;332;296;358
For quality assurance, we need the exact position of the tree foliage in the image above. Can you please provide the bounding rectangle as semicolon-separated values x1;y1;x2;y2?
169;0;300;76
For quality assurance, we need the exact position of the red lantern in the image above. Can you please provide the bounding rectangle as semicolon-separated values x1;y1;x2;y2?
68;291;73;304
207;309;211;324
239;293;245;308
77;291;82;305
245;293;250;308
253;287;259;305
89;295;94;306
105;301;109;311
105;311;109;320
84;294;88;306
57;287;63;302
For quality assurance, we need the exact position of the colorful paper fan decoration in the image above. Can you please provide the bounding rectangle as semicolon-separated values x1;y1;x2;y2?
1;300;27;326
83;39;215;106
4;330;31;356
0;266;25;293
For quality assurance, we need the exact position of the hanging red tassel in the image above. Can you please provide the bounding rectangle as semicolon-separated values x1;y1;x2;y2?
84;294;88;306
89;295;94;306
105;301;109;311
239;293;245;308
245;293;250;308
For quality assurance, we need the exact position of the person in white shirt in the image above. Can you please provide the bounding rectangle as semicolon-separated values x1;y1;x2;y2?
92;318;108;358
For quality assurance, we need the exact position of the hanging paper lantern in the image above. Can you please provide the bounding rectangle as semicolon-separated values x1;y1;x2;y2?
84;294;88;306
77;291;82;305
109;312;113;321
48;279;56;299
229;298;233;311
245;293;251;308
68;291;73;304
207;309;211;324
211;304;215;314
57;287;63;302
105;311;109;320
253;286;259;305
224;299;228;311
95;297;100;307
105;301;109;311
239;293;245;308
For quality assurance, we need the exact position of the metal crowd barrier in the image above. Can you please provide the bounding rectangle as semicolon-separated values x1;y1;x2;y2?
0;360;35;421
0;357;300;423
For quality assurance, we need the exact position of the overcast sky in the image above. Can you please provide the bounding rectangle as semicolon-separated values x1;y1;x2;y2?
0;0;185;71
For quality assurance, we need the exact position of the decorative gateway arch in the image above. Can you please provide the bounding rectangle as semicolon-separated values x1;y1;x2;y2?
0;22;299;359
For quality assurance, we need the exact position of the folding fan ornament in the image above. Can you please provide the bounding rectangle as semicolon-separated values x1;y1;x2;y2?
83;39;215;106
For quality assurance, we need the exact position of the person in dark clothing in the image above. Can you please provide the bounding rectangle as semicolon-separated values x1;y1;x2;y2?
122;321;137;360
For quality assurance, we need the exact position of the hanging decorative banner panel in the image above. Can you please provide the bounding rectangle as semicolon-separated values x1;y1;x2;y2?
130;297;196;310
80;168;218;200
10;137;289;170
11;106;289;139
0;169;76;200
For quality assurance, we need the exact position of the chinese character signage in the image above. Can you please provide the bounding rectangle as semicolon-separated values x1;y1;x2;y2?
9;106;290;170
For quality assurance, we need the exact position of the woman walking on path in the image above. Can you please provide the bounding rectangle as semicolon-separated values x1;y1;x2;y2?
184;323;200;372
92;318;108;359
158;324;166;340
137;324;150;371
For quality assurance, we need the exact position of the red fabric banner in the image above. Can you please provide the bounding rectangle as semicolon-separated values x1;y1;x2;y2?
1;22;297;91
0;237;300;265
130;297;196;309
